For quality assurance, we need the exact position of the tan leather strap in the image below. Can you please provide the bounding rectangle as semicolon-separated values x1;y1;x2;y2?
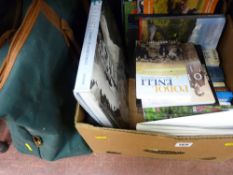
0;0;41;90
41;1;80;52
0;0;78;90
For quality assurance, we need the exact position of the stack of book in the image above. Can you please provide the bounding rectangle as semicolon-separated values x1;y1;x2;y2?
134;13;227;110
122;0;233;135
74;0;233;135
203;48;233;106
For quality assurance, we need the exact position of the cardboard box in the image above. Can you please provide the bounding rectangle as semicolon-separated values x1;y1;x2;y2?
75;16;233;162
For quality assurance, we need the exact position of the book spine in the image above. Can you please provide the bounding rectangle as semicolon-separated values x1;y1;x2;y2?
203;49;220;67
74;1;102;92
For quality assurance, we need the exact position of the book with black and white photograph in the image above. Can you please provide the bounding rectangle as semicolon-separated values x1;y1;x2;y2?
74;0;128;128
126;14;225;78
136;41;217;108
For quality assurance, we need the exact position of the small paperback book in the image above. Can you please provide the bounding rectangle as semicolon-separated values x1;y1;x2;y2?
74;0;128;128
136;41;217;108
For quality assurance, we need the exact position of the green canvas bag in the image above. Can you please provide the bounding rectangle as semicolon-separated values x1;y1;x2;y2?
0;0;91;160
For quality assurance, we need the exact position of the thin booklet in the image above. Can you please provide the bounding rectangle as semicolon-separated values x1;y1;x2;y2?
74;0;128;128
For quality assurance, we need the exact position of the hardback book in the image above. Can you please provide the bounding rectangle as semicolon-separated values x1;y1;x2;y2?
136;41;217;108
74;0;128;128
137;0;220;14
207;66;225;83
207;66;226;88
138;14;226;49
126;14;225;78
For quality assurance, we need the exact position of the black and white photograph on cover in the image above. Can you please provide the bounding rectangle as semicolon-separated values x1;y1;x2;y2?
136;42;213;98
183;44;207;97
90;14;128;127
136;41;184;63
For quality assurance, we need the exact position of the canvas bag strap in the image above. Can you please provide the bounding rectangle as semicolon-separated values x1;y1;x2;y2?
41;1;80;53
0;0;78;90
0;0;41;91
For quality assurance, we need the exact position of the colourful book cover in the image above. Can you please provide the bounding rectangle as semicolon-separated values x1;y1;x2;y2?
137;0;220;14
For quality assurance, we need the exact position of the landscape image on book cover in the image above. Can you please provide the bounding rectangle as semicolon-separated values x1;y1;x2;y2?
139;15;225;48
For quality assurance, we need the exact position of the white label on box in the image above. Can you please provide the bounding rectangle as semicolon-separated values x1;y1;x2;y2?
175;142;193;147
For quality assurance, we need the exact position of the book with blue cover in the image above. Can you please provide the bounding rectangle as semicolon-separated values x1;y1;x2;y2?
216;91;233;102
207;66;225;83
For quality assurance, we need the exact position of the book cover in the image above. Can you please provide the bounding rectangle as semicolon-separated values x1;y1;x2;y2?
74;0;128;128
137;0;220;14
139;14;225;49
136;42;216;108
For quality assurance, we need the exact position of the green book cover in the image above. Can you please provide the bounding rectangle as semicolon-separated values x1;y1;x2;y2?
143;105;232;121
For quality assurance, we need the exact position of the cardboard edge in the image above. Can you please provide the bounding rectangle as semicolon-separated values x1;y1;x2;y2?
75;107;233;141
